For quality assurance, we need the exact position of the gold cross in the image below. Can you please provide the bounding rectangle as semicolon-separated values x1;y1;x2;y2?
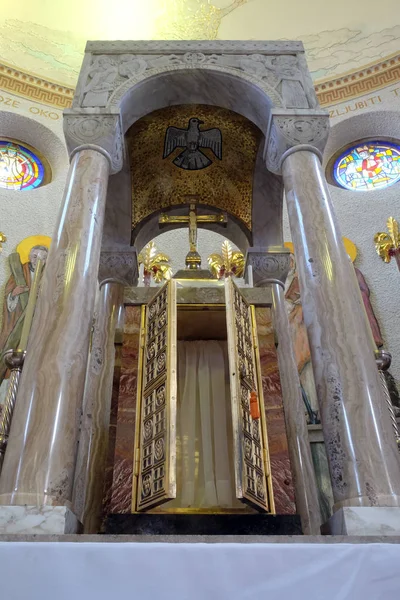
159;197;227;270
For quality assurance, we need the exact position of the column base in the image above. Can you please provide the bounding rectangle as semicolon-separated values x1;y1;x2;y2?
322;507;400;536
0;505;82;535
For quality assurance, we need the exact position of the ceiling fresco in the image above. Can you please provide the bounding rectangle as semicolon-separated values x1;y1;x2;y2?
1;0;400;89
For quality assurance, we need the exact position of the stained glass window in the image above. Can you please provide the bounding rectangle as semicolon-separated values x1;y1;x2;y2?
333;141;400;191
0;140;46;191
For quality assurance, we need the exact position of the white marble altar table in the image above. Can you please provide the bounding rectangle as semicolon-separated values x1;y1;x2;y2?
0;538;399;599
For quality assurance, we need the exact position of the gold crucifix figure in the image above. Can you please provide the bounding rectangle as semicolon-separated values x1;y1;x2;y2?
159;197;227;271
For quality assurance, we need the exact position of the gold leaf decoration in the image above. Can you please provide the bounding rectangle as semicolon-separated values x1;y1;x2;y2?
221;240;232;268
387;216;400;248
207;240;244;279
374;217;400;264
138;241;172;284
0;231;6;252
208;252;224;278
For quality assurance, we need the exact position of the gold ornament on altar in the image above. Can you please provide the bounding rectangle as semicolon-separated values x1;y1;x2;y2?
0;231;6;252
374;217;400;263
207;240;245;279
138;242;172;285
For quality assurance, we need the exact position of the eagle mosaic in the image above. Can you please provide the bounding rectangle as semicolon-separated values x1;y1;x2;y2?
163;117;222;170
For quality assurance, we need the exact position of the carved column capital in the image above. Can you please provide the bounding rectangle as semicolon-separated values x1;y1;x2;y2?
63;112;124;175
245;247;292;287
98;247;138;287
264;110;330;175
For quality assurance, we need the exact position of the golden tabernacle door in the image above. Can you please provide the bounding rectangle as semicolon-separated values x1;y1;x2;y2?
134;281;177;511
133;279;272;513
225;279;271;512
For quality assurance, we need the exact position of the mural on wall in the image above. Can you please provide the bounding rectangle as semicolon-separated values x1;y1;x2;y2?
163;117;222;171
0;235;51;386
284;238;398;423
2;2;400;88
129;104;261;234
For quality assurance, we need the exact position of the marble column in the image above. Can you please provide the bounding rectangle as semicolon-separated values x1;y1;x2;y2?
0;145;114;533
265;111;400;512
246;248;322;535
72;249;138;534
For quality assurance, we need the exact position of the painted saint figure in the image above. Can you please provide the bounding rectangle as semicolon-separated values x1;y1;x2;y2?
338;142;400;191
0;143;28;190
0;238;50;386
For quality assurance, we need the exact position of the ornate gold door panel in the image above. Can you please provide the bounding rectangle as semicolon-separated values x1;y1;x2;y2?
225;279;271;512
135;280;177;511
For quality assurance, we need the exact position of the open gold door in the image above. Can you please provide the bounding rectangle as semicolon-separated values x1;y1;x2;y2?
134;280;177;511
225;279;272;512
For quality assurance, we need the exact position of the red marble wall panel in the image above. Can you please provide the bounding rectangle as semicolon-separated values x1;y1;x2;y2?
107;306;141;514
105;305;294;517
102;343;122;519
254;307;296;515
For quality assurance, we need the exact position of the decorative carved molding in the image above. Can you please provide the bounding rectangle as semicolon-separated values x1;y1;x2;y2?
315;54;400;107
245;248;292;286
98;248;138;286
74;49;317;111
264;110;330;174
85;41;305;54
3;53;400;110
0;62;73;109
63;113;124;174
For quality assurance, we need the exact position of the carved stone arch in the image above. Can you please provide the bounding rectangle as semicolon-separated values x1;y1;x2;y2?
66;41;317;250
110;64;282;133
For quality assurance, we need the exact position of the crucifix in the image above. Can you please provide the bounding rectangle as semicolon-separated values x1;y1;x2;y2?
159;196;227;270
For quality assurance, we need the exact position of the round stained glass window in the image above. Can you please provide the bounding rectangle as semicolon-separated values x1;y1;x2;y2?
333;141;400;191
0;140;46;191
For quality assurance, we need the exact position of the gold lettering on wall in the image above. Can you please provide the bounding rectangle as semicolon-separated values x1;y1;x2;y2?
0;95;20;108
28;107;59;120
329;95;383;119
0;91;60;120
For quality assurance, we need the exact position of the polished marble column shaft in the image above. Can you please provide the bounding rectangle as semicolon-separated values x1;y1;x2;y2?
73;281;124;533
282;150;400;510
0;147;110;508
271;282;322;534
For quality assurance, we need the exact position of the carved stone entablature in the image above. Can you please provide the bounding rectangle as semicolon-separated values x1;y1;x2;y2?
264;109;330;175
98;247;138;287
245;247;291;287
63;113;124;174
72;41;318;113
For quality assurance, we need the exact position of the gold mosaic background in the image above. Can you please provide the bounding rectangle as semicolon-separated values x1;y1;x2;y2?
128;105;262;232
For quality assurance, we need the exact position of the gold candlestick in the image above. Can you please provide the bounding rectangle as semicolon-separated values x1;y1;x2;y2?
0;349;25;471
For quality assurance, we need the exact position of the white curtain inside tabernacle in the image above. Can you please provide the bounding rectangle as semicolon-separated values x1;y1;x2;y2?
166;340;241;509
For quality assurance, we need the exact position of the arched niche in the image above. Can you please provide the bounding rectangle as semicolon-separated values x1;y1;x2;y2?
113;67;276;135
102;95;284;250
